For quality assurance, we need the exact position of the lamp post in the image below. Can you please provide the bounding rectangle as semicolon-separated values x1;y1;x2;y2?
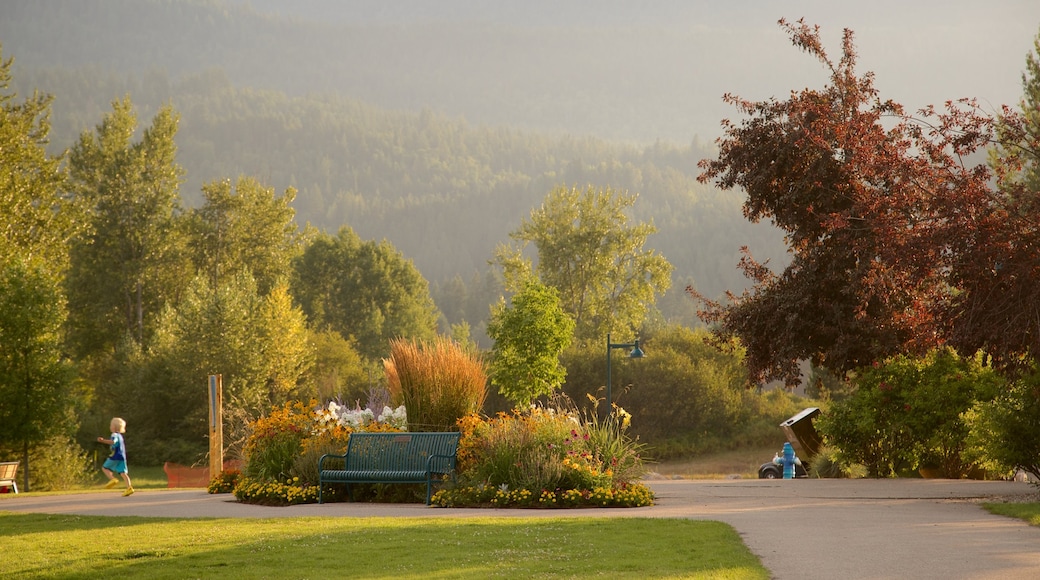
605;333;644;415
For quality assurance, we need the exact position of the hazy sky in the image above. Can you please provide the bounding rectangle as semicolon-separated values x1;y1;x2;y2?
717;1;1040;115
236;0;1040;139
6;0;1039;143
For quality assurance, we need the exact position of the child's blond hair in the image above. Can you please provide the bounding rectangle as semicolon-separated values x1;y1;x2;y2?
110;417;126;434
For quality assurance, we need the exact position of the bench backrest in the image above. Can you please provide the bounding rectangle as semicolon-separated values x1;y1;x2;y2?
0;461;18;481
344;432;460;473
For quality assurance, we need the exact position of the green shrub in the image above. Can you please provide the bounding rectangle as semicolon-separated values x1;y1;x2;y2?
808;446;865;479
559;326;810;457
820;348;1002;477
964;370;1040;481
27;435;95;491
385;336;488;431
640;388;818;461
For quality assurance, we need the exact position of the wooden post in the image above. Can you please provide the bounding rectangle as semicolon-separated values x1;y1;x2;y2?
208;374;223;481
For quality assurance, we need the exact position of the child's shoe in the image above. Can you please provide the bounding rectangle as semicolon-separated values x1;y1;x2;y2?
105;479;119;489
122;487;135;497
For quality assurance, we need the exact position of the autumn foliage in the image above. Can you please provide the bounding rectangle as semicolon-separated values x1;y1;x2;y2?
692;19;1040;384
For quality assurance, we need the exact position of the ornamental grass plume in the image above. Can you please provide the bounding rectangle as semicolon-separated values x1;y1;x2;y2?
384;336;487;431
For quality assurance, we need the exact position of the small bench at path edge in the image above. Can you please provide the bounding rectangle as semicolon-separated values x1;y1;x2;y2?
318;432;460;505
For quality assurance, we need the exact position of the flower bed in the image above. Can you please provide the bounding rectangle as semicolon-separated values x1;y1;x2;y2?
232;476;320;505
441;398;653;508
432;482;655;508
230;396;653;508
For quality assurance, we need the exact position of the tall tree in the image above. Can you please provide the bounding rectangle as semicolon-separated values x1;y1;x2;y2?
0;258;76;490
257;282;314;404
495;185;672;342
945;27;1040;366
66;97;189;357
292;227;440;361
187;176;304;295
692;19;1004;384
486;279;575;406
0;48;80;489
0;45;79;271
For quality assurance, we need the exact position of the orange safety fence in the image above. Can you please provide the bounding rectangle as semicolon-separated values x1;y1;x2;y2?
163;460;243;488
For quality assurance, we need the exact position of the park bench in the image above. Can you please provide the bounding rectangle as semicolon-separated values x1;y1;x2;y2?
0;461;19;493
318;432;460;505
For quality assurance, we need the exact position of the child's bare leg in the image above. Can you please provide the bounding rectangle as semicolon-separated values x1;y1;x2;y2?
102;467;120;488
121;472;132;488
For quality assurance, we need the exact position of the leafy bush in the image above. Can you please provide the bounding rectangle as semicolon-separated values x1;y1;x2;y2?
808;446;865;479
385;336;487;431
640;387;815;460
27;435;94;491
820;349;1001;477
964;369;1040;481
560;326;796;457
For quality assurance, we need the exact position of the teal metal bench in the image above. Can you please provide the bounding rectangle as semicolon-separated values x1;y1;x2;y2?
318;432;460;505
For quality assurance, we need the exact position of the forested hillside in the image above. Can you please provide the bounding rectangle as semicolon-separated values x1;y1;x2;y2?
0;0;789;331
0;0;773;143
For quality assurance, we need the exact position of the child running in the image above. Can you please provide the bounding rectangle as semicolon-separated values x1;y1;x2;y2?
97;417;134;496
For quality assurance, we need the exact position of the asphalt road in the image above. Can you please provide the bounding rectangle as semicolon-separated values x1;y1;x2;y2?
3;478;1039;579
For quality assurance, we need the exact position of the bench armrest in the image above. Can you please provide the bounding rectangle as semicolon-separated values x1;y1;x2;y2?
426;453;457;475
319;452;348;471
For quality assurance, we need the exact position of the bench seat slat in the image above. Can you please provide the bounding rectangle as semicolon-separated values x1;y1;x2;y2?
322;469;428;482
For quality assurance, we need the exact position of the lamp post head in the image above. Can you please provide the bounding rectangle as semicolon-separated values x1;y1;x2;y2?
628;340;644;359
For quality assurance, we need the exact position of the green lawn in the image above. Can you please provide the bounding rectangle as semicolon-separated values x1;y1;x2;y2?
115;465;173;490
0;512;768;579
983;502;1040;526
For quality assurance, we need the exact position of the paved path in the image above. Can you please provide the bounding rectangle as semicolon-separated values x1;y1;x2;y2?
3;478;1039;579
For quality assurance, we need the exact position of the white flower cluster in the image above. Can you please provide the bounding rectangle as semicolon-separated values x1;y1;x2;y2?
319;401;409;431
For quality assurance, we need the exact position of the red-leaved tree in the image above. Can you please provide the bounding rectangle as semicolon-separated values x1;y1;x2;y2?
691;19;1038;385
